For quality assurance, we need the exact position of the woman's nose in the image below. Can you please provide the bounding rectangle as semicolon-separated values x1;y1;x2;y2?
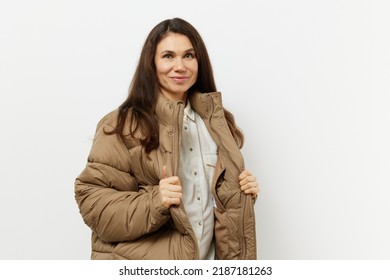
173;58;185;71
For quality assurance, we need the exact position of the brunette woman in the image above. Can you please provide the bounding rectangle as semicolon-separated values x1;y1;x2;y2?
75;18;259;260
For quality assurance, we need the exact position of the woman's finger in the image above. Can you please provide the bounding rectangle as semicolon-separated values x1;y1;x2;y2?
239;175;257;186
238;169;252;181
162;165;167;178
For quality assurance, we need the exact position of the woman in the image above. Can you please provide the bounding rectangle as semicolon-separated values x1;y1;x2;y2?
75;18;259;260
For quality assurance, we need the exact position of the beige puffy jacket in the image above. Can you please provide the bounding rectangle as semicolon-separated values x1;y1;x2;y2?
75;92;257;259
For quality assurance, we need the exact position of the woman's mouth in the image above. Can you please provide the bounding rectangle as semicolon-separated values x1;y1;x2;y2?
171;76;188;83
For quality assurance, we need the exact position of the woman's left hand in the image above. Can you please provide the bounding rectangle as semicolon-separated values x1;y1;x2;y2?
239;169;260;197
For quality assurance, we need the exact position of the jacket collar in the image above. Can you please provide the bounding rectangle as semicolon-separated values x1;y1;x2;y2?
189;91;222;118
155;94;185;126
156;91;222;122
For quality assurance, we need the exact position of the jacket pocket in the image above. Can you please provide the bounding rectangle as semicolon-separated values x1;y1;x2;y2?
212;168;226;211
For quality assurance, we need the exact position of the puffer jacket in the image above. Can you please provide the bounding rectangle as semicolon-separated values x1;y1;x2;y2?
74;91;257;260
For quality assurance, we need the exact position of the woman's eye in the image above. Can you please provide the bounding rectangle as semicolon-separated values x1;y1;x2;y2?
163;54;173;59
184;53;194;59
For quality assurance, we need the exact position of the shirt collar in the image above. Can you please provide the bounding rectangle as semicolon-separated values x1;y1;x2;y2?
184;100;196;122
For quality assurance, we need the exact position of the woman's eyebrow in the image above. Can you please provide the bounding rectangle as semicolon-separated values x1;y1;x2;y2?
160;50;174;54
160;48;195;55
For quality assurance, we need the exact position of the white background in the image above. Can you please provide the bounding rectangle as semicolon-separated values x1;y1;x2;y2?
1;0;389;259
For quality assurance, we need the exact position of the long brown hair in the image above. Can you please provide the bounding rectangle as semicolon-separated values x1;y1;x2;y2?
106;18;244;152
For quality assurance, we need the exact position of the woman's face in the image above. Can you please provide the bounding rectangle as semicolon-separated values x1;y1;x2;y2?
154;32;198;101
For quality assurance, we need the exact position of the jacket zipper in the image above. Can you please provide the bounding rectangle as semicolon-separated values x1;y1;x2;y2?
172;101;200;260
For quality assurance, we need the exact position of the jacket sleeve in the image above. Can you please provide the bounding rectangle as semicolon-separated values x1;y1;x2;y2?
74;113;170;243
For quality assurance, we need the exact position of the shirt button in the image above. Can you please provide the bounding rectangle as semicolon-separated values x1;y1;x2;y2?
190;148;193;151
194;171;197;176
184;126;188;130
198;222;202;226
197;197;201;200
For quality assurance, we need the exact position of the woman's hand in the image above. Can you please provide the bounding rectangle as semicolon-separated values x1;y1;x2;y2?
239;169;260;197
159;166;182;208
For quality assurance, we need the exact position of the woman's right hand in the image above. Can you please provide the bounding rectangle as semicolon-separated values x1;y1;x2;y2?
159;166;182;208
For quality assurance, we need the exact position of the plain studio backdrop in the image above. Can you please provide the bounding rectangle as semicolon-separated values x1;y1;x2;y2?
1;0;389;260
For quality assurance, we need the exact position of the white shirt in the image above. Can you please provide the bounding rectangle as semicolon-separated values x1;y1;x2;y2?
178;102;218;259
